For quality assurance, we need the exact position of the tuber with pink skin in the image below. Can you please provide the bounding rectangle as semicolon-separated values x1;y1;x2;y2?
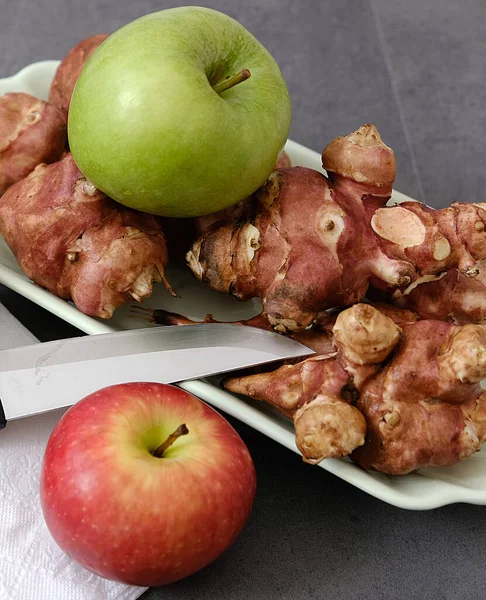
223;304;486;473
0;93;67;195
191;196;255;240
225;304;402;464
186;125;409;332
48;34;109;113
353;319;486;474
0;154;172;318
187;168;407;332
386;261;486;324
369;200;486;280
187;124;486;332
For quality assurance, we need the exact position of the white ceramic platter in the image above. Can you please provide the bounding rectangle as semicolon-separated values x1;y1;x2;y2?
1;61;485;510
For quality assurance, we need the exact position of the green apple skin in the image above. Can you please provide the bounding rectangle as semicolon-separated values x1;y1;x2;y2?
68;7;292;218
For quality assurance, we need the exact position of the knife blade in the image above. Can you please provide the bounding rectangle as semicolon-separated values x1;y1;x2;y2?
0;323;313;426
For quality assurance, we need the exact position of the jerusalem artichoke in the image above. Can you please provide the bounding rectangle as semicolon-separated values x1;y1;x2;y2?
187;124;486;332
386;261;486;324
225;304;401;464
48;34;109;113
0;93;67;195
0;154;171;318
225;304;486;473
131;305;274;332
352;320;486;474
369;200;486;280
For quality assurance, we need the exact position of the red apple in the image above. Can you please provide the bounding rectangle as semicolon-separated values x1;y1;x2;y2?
40;382;256;586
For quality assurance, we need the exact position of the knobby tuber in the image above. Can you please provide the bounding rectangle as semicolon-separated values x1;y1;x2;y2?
353;318;486;474
224;304;486;474
0;154;171;318
48;34;109;113
186;124;486;332
369;200;486;281
387;261;486;324
225;304;400;464
0;93;67;195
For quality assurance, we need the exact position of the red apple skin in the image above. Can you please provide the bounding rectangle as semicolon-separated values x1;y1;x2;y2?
40;382;256;586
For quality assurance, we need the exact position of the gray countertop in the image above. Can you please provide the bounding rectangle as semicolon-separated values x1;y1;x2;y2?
1;1;486;598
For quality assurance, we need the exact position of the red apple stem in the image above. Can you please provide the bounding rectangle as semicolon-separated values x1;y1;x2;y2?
213;69;251;94
152;424;189;458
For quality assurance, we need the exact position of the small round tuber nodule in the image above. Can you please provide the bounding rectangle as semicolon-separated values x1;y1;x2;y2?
333;303;401;365
294;394;366;464
321;123;396;189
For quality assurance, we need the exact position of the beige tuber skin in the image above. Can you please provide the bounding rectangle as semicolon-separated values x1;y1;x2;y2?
0;154;172;318
0;93;67;195
224;304;486;474
186;124;486;332
48;34;109;113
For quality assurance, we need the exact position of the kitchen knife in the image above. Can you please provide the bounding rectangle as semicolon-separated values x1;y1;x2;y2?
0;323;313;427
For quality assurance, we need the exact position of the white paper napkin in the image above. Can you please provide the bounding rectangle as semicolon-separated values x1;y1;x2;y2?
0;303;147;600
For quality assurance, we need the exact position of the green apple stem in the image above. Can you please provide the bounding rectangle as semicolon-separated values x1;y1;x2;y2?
213;69;251;94
152;424;189;458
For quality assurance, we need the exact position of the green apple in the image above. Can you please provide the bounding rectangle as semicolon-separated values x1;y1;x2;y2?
68;7;292;218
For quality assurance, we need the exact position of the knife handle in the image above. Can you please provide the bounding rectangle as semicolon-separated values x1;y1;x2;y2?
0;398;6;429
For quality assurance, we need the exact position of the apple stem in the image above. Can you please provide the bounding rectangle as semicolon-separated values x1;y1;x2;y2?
152;424;189;458
213;69;251;94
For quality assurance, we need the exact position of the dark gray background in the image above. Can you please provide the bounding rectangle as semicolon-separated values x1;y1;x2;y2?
1;1;486;599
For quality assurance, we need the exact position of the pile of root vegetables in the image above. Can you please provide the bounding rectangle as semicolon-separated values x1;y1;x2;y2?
1;35;485;475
